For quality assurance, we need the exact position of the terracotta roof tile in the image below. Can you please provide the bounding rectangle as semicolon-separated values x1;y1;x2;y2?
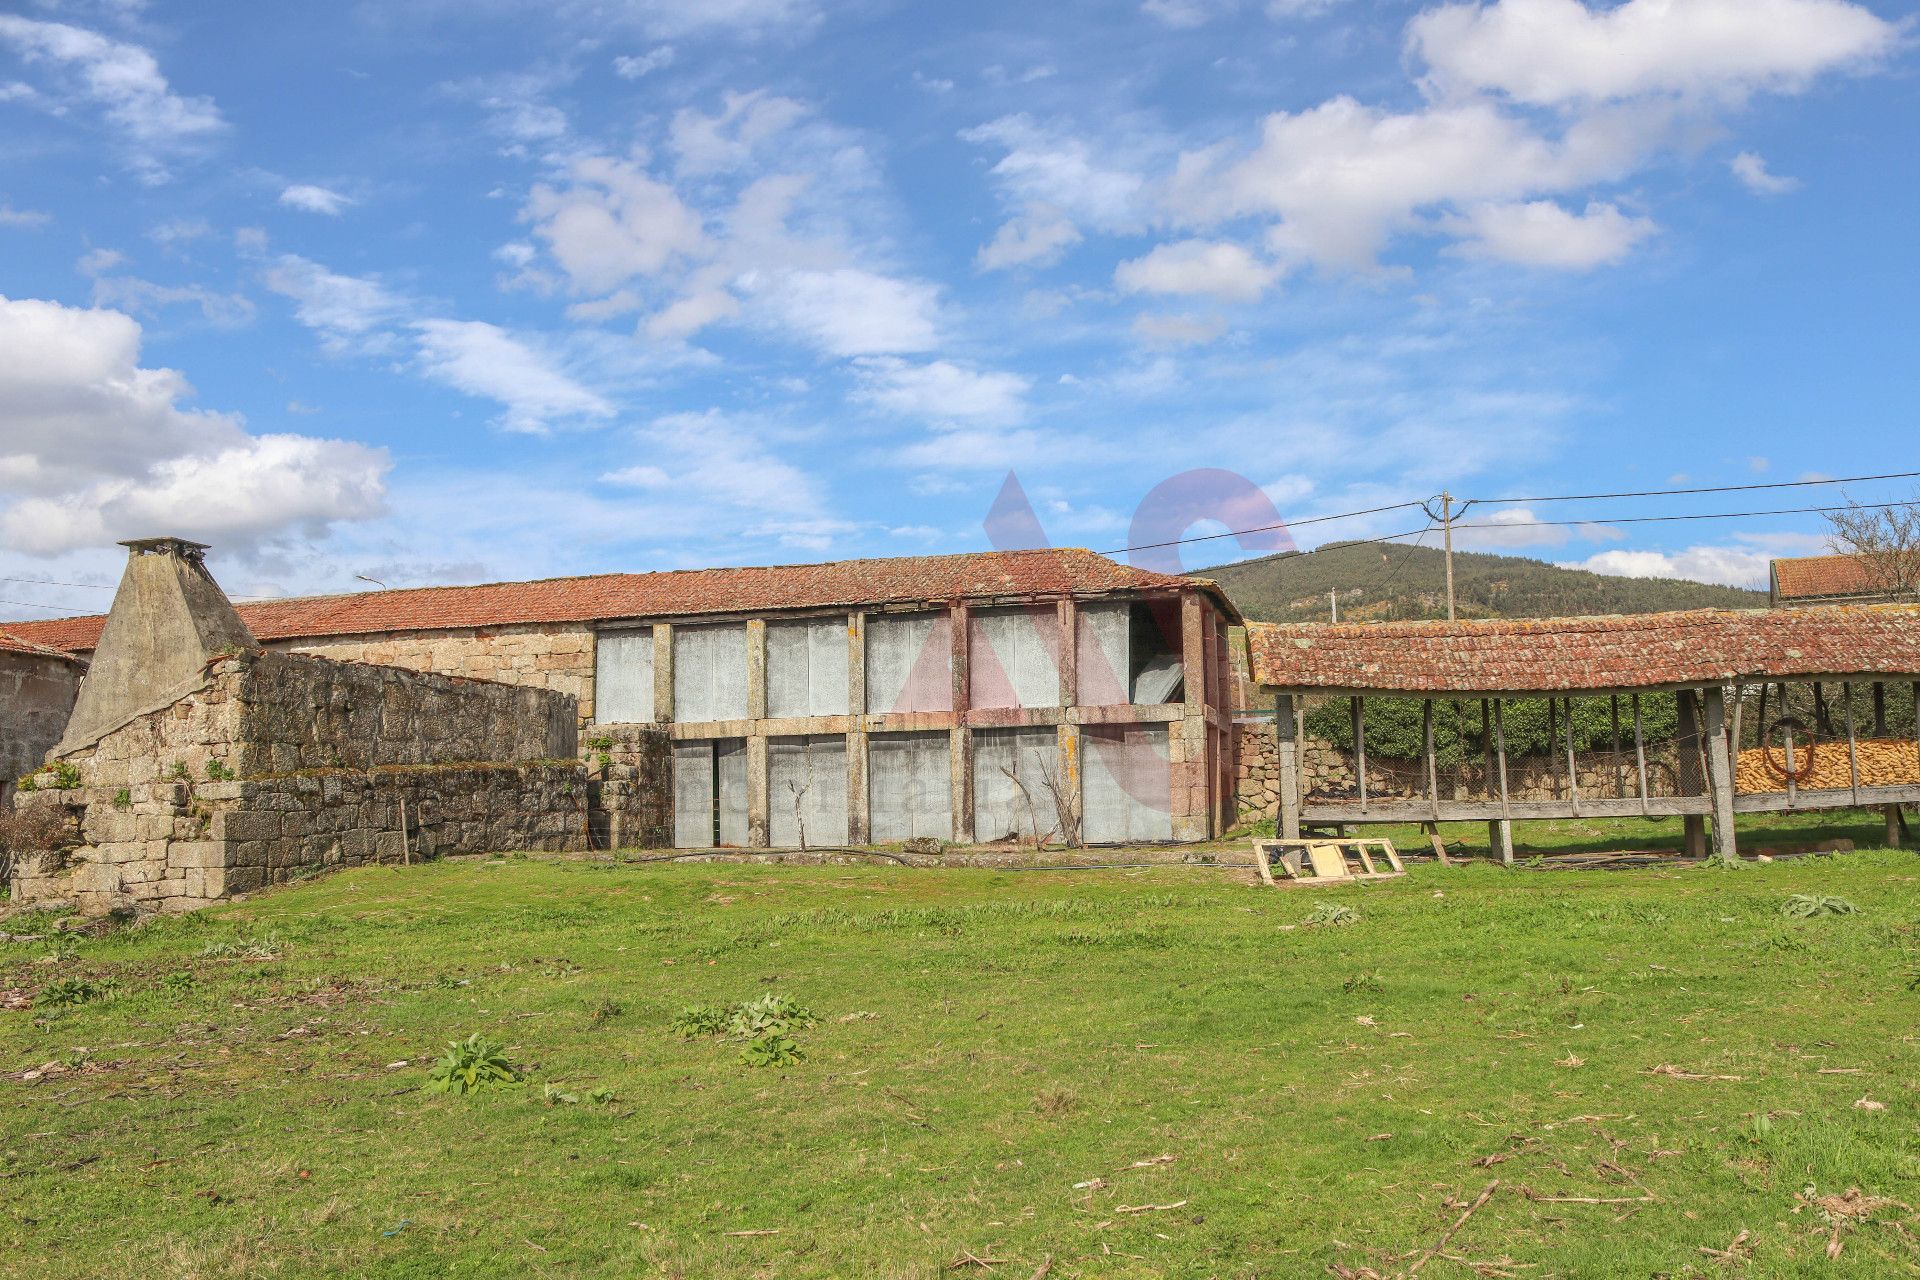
1;548;1230;655
0;629;85;664
1771;553;1888;601
1248;606;1920;694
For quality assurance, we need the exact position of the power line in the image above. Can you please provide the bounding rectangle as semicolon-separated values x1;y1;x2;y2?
1099;499;1426;557
0;576;115;591
1447;498;1920;533
0;596;82;615
1472;468;1920;505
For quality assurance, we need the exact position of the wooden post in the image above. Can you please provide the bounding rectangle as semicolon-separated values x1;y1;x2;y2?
1703;685;1738;863
1728;681;1745;784
1845;681;1860;804
1423;699;1439;820
1493;698;1513;866
1564;696;1580;818
1887;805;1904;850
1610;694;1623;800
1276;692;1302;841
1784;693;1798;806
1873;681;1887;737
1547;697;1559;799
1678;690;1706;856
1480;699;1494;801
1352;696;1368;814
1633;693;1649;813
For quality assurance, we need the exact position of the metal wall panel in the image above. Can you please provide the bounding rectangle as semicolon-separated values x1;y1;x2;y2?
868;731;953;842
865;612;953;713
672;740;712;848
1076;603;1130;707
1082;725;1173;844
970;607;1061;709
767;617;849;718
972;725;1062;843
673;624;748;723
593;628;654;724
768;735;849;847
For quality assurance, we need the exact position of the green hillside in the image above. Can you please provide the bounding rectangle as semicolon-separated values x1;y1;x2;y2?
1198;540;1766;623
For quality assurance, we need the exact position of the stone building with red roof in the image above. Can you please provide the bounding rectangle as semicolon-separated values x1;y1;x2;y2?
5;546;1242;848
0;629;85;804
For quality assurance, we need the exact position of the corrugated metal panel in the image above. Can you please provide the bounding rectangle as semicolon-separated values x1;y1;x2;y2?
716;738;749;846
767;617;850;718
1082;725;1172;844
972;725;1061;843
594;628;654;723
674;624;748;723
768;735;849;847
869;731;953;842
970;607;1061;709
865;612;953;713
1076;602;1130;706
672;740;713;848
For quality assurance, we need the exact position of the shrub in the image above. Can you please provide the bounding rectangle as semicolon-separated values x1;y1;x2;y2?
0;803;71;885
671;1004;730;1039
1781;894;1857;919
36;977;102;1008
1304;903;1359;927
740;1034;803;1068
425;1034;524;1095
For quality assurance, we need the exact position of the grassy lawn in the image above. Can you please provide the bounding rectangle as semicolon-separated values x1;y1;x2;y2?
6;836;1920;1277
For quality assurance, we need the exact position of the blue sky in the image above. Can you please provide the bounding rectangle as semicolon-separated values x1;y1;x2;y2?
0;0;1915;615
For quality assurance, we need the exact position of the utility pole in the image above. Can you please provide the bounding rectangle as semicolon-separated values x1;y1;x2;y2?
1329;589;1338;623
1441;490;1456;622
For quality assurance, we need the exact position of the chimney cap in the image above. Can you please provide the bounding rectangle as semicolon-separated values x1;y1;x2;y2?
119;537;211;559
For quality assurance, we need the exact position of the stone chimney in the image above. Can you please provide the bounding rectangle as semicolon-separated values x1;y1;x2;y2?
55;538;258;754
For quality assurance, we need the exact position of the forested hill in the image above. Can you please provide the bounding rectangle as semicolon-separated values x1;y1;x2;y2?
1197;541;1766;623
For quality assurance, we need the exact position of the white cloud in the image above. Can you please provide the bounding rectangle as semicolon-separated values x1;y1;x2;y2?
523;155;708;296
261;254;409;354
668;90;809;176
975;207;1082;271
613;46;675;78
1115;238;1280;301
743;268;940;356
441;65;572;155
853;358;1029;423
0;293;386;556
1410;0;1899;108
0;16;224;180
639;410;847;549
1566;545;1773;589
1447;199;1656;269
0;203;50;228
1132;313;1229;347
1730;150;1800;194
88;274;256;327
1452;506;1571;549
607;0;818;39
279;183;355;216
412;319;616;433
961;115;1150;233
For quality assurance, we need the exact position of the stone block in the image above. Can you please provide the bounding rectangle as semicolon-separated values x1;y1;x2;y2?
212;810;281;842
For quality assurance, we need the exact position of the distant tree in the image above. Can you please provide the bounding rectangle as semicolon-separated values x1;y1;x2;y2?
1825;491;1920;601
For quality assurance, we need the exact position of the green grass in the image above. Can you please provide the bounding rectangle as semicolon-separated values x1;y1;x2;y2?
6;844;1920;1278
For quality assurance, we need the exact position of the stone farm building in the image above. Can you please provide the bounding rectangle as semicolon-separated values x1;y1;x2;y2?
7;548;1242;849
0;630;84;805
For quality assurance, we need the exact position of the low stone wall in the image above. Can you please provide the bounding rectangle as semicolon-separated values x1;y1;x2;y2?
12;762;587;913
8;647;595;915
585;726;673;851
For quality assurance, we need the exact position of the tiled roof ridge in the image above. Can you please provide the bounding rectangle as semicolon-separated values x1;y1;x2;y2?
0;628;85;663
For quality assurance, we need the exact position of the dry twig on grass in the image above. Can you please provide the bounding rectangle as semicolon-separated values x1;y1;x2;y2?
1408;1180;1499;1275
1648;1063;1742;1082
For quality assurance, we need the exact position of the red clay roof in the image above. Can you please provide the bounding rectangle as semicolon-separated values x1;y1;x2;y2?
1771;553;1888;602
1;548;1231;655
1248;606;1920;694
0;629;84;664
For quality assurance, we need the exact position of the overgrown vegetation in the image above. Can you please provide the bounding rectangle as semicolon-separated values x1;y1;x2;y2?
4;844;1919;1277
1781;892;1858;918
424;1033;523;1095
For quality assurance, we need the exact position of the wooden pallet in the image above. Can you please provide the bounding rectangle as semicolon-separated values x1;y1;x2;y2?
1251;838;1405;886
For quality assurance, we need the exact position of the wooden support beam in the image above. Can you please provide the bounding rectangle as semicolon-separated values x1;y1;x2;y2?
1888;804;1905;850
1728;681;1745;779
1703;685;1738;863
1846;680;1861;805
1423;698;1439;820
1873;681;1887;737
1352;696;1368;814
1611;694;1623;801
1494;698;1512;822
1564;696;1581;818
1481;699;1494;802
1277;692;1302;841
1633;693;1649;813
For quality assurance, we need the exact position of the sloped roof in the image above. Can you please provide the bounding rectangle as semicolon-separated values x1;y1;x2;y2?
2;548;1232;655
1771;553;1888;602
1248;606;1920;694
0;629;84;665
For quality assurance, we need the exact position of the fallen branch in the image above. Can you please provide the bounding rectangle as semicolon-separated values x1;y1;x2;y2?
1517;1188;1656;1205
1115;1200;1188;1214
948;1250;1013;1270
722;1229;781;1238
1408;1181;1499;1275
1648;1063;1741;1082
1027;1256;1053;1280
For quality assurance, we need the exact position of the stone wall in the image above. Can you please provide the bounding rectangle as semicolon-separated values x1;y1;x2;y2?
9;647;594;915
279;623;596;724
1;650;83;803
585;725;674;851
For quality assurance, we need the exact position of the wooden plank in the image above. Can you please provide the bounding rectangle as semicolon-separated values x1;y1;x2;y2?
1703;685;1737;863
1251;839;1277;886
